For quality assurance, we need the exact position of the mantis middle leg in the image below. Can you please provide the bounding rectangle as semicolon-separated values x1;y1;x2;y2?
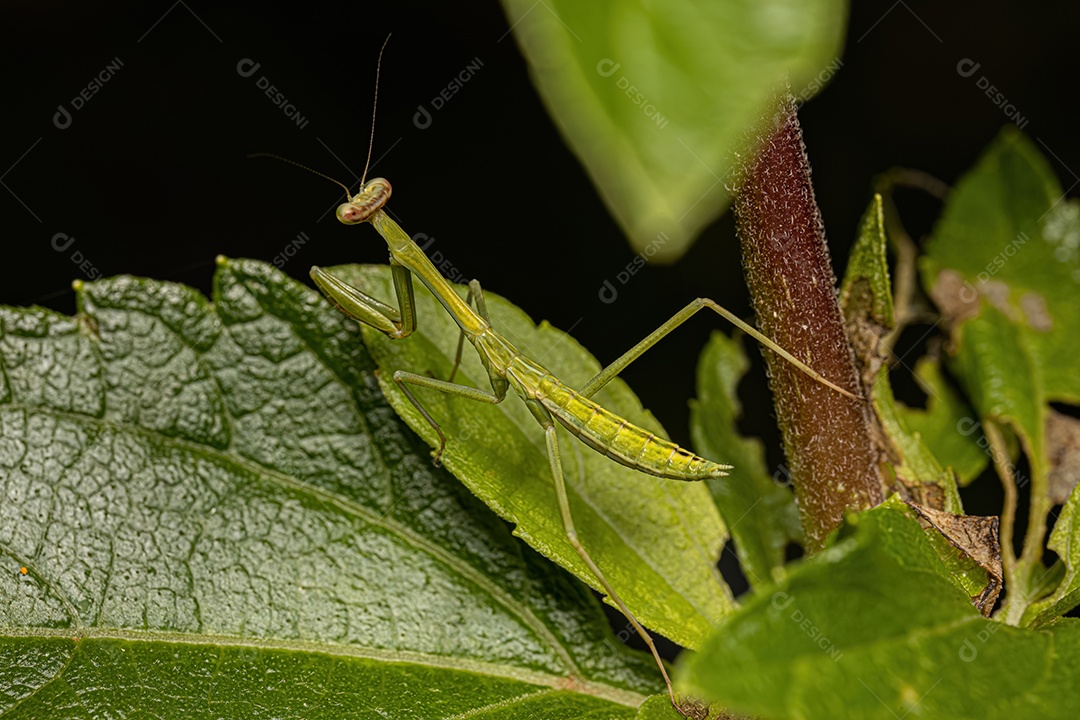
393;371;506;464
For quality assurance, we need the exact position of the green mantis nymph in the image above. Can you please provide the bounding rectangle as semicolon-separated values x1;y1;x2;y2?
264;36;860;710
303;174;859;707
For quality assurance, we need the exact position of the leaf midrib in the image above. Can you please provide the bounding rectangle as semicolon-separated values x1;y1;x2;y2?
6;401;586;685
0;626;647;709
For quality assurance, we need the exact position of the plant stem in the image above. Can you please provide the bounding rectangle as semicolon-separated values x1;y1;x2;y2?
985;421;1018;577
733;94;884;550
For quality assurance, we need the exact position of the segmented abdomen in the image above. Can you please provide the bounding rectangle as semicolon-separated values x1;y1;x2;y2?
535;374;731;480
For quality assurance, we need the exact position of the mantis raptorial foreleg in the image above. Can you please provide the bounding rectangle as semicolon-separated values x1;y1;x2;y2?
579;297;860;400
313;262;506;465
310;264;416;339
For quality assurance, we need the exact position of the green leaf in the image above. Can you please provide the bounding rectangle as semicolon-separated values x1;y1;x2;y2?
952;306;1045;463
839;193;894;330
839;194;962;511
635;694;701;719
1024;481;1080;627
923;128;1080;403
952;305;1051;620
499;0;848;262
869;368;964;513
896;358;988;486
690;331;801;587
0;259;668;717
338;265;733;650
677;500;1080;719
922;128;1080;621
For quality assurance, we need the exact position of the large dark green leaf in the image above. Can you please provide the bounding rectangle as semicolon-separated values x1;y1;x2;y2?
0;259;668;717
500;0;848;261
677;500;1080;719
338;265;734;650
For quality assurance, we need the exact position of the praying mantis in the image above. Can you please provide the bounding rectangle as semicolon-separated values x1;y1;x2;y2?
264;41;861;712
304;174;858;708
299;175;861;706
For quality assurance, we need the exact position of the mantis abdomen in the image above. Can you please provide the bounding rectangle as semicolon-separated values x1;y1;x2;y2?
533;371;732;481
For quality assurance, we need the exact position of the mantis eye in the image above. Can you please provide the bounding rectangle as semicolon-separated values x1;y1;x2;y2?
336;178;392;225
336;203;367;224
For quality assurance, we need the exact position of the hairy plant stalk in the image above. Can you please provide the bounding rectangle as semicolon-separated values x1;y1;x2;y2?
734;94;884;549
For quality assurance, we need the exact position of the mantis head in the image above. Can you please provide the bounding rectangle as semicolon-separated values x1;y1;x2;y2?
337;178;392;225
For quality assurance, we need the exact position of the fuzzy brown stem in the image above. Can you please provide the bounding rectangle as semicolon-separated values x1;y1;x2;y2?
734;94;884;550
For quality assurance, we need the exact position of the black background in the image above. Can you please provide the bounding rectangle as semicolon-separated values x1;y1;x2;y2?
3;2;1078;600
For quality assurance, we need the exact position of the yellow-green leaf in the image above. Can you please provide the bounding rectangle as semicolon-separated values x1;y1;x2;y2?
340;265;734;650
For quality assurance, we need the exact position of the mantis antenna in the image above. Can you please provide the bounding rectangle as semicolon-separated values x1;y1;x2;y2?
248;33;393;200
359;33;392;188
246;152;354;200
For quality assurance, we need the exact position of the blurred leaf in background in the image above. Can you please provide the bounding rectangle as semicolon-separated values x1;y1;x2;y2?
501;0;848;261
921;128;1080;625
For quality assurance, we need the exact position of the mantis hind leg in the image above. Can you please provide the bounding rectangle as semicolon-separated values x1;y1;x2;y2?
393;370;504;464
542;423;678;707
579;297;860;400
448;279;490;383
